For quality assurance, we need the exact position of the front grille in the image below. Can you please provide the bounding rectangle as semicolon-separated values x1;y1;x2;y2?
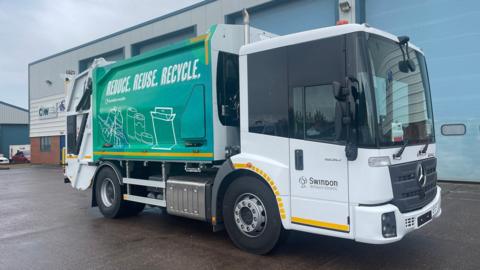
401;182;436;198
397;173;415;182
389;158;437;213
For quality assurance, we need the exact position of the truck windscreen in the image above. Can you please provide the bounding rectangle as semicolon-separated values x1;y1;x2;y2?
367;35;435;147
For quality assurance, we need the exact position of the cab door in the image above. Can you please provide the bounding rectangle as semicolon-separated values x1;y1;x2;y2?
287;36;350;233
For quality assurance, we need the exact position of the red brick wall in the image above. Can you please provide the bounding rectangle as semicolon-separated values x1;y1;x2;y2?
31;136;60;164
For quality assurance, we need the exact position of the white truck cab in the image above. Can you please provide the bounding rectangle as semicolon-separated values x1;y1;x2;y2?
233;23;441;244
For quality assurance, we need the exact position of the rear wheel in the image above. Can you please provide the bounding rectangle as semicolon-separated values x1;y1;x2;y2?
95;166;145;218
223;176;284;254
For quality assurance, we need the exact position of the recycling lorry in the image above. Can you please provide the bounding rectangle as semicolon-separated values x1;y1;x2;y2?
65;20;441;254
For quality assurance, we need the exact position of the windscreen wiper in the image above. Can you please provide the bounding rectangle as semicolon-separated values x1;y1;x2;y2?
419;141;429;154
393;139;409;159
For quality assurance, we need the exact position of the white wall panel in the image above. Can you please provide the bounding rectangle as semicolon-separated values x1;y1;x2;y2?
0;102;28;124
30;94;66;137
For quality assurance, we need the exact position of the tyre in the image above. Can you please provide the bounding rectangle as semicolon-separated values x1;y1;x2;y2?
223;176;284;254
95;166;145;218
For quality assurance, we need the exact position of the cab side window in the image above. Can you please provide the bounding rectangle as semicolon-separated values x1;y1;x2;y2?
290;85;343;142
247;47;289;137
217;51;240;126
288;36;345;143
304;85;337;141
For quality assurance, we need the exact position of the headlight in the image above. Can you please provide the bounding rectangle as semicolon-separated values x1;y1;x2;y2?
382;212;397;238
368;156;391;167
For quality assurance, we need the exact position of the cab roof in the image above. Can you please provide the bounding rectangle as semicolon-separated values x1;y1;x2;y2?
240;23;422;55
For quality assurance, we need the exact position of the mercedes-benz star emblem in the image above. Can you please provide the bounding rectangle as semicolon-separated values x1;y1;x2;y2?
417;164;427;187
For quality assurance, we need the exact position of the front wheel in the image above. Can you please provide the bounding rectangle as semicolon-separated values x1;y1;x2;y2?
223;176;284;254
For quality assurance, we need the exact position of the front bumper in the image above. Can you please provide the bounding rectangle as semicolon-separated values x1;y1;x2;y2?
354;186;442;244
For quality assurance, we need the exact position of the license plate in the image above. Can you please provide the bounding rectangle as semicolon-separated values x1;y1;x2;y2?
417;211;432;227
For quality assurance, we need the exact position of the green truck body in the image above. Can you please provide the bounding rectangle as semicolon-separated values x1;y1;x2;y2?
92;26;217;162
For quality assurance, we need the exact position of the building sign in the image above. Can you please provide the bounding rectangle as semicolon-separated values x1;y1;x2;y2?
39;99;66;120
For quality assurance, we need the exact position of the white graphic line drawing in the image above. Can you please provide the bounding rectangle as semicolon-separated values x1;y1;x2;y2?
126;107;154;145
150;107;177;150
99;107;128;146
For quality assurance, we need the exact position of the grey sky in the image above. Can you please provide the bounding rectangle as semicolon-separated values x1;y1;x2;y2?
0;0;201;109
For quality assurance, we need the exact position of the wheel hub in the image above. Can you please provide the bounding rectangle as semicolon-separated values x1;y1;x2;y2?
100;178;115;207
234;193;267;237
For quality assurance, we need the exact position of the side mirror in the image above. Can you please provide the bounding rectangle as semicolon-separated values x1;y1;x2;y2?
345;141;358;161
334;101;344;141
398;59;416;73
335;100;358;161
332;81;347;101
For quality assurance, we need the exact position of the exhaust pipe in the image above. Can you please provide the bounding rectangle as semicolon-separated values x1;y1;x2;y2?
242;8;250;44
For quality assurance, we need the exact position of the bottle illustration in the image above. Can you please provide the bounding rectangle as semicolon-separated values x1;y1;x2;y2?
134;113;146;141
98;107;128;146
126;107;137;140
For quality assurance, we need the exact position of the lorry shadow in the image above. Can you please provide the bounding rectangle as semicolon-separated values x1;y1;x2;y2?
88;206;453;269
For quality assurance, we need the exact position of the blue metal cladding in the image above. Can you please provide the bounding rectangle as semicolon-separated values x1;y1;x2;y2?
0;124;29;157
230;0;337;35
364;0;480;182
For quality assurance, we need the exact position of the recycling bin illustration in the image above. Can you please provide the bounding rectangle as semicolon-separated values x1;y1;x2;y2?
134;114;146;141
150;107;177;150
140;132;154;145
126;108;137;140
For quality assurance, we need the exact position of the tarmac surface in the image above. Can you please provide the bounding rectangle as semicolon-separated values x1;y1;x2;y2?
0;165;479;270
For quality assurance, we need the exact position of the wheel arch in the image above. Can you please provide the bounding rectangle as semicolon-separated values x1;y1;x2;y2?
211;160;284;228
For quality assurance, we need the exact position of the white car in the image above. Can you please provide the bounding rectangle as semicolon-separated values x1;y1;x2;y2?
0;156;9;164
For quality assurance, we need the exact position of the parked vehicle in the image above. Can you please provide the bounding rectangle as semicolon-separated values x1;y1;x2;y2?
9;144;30;162
65;20;441;254
10;151;30;164
0;156;9;165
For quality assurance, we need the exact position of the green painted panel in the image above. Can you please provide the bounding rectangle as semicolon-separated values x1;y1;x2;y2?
181;84;206;142
92;27;216;161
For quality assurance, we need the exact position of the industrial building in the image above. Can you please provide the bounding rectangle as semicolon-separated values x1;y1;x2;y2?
28;0;480;182
0;101;29;159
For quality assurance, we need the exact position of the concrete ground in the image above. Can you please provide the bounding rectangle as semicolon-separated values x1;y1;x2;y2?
0;166;479;270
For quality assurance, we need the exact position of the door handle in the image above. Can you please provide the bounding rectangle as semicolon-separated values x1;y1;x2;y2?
295;149;303;170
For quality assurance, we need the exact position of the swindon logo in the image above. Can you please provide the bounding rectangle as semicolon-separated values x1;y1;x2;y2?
299;176;338;191
299;176;308;188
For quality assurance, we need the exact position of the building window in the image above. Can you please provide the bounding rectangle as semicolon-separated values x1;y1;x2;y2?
78;48;124;72
441;124;466;136
40;137;51;152
247;47;288;137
